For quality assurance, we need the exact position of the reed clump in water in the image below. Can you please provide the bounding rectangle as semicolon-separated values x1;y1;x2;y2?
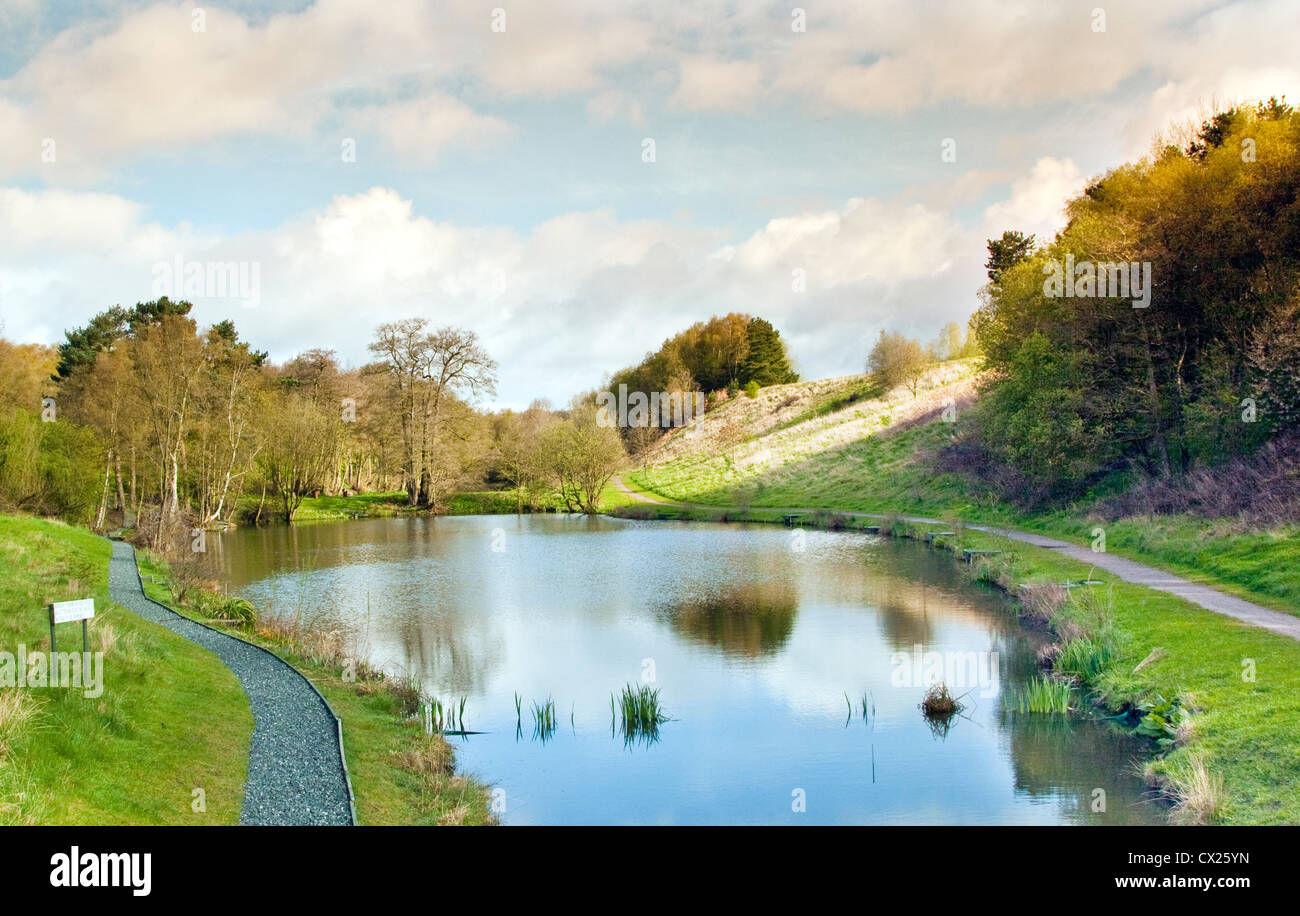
919;681;963;719
423;696;468;734
532;696;557;741
612;683;669;742
1006;675;1075;715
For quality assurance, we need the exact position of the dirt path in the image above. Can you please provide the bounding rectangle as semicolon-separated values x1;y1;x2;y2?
107;539;356;825
610;476;1300;641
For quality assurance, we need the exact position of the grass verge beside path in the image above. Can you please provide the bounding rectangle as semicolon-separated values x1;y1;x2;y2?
0;514;251;825
136;551;494;826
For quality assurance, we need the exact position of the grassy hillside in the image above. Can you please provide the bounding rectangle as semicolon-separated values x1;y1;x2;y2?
0;515;252;824
627;362;1300;616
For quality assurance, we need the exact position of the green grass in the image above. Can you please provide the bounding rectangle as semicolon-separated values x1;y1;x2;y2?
444;491;557;515
246;489;561;521
612;682;668;743
0;514;252;824
289;490;412;520
135;550;493;826
1006;676;1076;715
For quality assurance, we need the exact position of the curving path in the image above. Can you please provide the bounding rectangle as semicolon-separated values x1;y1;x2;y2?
107;539;355;825
611;476;1300;641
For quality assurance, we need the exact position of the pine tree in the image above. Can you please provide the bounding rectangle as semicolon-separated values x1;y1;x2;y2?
738;318;797;387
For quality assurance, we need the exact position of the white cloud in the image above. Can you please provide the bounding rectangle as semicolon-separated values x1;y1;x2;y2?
3;0;1298;180
670;58;762;111
980;157;1083;243
0;183;985;405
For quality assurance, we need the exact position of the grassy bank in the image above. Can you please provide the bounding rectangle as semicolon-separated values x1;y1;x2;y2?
135;551;494;826
239;489;559;522
0;514;251;825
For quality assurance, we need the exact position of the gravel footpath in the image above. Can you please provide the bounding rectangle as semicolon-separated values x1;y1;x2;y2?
611;476;1300;641
107;539;355;825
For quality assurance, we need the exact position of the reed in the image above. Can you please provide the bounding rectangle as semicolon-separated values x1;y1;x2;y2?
531;696;557;741
612;683;669;743
919;681;963;719
1006;676;1074;715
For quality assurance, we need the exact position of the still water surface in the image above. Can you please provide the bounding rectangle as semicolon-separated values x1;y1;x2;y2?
214;514;1162;825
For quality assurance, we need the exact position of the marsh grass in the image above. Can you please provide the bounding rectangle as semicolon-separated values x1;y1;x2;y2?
613;683;668;744
532;696;557;742
1055;637;1114;681
422;696;468;734
1006;675;1075;715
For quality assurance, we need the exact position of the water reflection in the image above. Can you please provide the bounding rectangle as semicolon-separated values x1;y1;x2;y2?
662;580;798;657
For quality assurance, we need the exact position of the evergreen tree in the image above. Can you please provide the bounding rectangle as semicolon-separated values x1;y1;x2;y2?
55;298;193;379
738;317;797;387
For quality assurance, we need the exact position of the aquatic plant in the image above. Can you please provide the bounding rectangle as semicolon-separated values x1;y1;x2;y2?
532;696;557;742
1135;694;1191;748
612;683;669;745
919;681;963;718
1006;676;1074;715
422;696;469;733
1055;637;1114;681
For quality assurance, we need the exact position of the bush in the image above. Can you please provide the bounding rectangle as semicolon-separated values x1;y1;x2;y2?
0;409;103;523
744;380;759;398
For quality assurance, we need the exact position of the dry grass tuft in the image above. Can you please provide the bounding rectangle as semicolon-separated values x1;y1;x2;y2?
393;735;454;777
920;681;963;718
1168;756;1227;825
1020;583;1068;623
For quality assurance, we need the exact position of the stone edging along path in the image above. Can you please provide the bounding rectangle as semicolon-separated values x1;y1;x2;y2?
610;477;1300;642
106;539;356;825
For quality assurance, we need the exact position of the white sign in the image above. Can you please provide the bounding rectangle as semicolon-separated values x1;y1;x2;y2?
50;598;95;624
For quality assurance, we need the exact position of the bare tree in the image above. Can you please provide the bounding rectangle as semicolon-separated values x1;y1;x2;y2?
368;320;497;508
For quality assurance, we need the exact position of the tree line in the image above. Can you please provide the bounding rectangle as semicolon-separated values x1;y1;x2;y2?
0;302;629;547
963;97;1300;504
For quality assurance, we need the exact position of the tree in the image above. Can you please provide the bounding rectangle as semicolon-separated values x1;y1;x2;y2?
493;403;554;511
969;97;1300;499
129;312;206;540
739;317;797;386
544;399;626;513
258;393;340;521
192;324;265;523
929;321;973;361
1250;290;1300;432
868;330;929;396
0;338;57;408
368;320;497;508
984;231;1036;284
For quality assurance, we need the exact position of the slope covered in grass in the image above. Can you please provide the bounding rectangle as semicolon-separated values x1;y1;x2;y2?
0;514;252;824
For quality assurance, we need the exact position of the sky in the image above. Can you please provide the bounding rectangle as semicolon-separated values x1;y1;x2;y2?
1;0;1297;408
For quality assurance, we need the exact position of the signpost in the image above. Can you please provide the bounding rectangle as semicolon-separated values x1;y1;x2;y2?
48;599;94;686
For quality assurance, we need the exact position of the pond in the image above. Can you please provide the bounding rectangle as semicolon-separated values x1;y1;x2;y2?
212;514;1163;825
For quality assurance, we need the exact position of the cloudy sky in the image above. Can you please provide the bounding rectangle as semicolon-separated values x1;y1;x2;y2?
1;0;1297;407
